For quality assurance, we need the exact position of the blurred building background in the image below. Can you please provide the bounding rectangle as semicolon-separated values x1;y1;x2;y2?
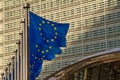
0;0;120;80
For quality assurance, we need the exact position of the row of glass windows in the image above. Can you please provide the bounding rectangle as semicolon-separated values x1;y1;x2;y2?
30;4;40;13
3;56;13;65
5;2;120;26
41;10;119;28
4;9;21;19
42;58;77;72
105;0;120;7
63;38;120;56
81;0;120;13
81;2;104;12
4;0;23;7
4;0;120;20
3;0;76;8
4;5;80;20
81;11;120;27
40;0;120;11
44;7;80;20
40;0;76;10
34;0;120;14
5;0;119;10
4;20;21;30
106;11;120;20
4;32;20;42
67;25;120;43
2;0;120;18
4;43;17;54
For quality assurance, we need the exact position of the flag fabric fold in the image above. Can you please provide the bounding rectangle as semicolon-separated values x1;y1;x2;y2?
29;11;69;79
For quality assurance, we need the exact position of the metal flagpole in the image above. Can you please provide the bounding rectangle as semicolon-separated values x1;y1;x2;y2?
23;3;30;80
14;49;17;80
20;19;24;80
21;18;26;80
16;41;20;80
19;32;23;80
7;62;11;80
5;67;8;80
11;56;15;80
1;73;4;80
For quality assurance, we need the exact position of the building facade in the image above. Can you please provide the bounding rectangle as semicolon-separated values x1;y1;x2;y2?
0;0;120;79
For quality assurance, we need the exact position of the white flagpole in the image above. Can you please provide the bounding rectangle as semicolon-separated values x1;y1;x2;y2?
16;41;21;80
11;56;15;80
4;67;8;80
23;3;30;80
7;62;11;80
19;31;24;80
14;49;17;80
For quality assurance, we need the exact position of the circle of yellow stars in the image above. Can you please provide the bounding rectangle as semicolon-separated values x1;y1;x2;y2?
30;20;58;74
39;20;58;43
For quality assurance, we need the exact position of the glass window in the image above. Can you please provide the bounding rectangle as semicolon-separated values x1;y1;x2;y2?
41;3;46;10
5;32;20;42
76;7;81;14
70;22;74;28
54;0;60;6
97;2;104;9
4;44;17;54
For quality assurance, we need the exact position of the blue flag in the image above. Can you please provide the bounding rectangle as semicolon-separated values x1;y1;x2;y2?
29;11;69;79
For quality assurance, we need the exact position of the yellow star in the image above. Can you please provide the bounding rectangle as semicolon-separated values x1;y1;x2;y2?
40;33;42;36
39;24;42;26
33;61;35;63
52;24;54;26
39;27;42;30
55;32;58;35
51;39;54;42
54;36;57;39
42;51;44;54
38;49;40;52
46;40;49;43
42;21;45;24
46;50;49;52
49;46;52;49
54;27;57;30
36;45;38;48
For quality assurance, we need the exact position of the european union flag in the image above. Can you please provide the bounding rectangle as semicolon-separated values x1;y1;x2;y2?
29;11;69;79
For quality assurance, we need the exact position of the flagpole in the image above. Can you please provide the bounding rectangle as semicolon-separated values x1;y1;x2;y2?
7;62;11;80
11;56;15;80
21;18;26;80
23;3;30;80
20;19;24;80
5;67;8;80
1;73;4;80
14;49;17;80
19;31;24;80
16;41;20;80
